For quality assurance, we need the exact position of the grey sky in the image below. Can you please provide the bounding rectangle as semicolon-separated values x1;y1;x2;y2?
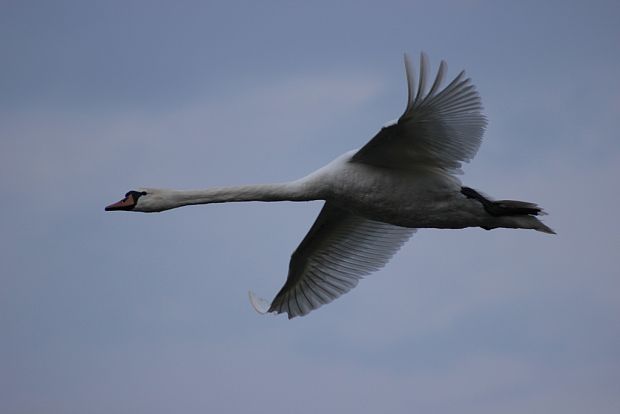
1;1;619;413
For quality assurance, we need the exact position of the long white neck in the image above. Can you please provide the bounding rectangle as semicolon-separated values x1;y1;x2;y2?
142;179;320;212
176;182;314;205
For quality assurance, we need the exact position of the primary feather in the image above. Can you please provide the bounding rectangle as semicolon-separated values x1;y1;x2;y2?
352;52;487;173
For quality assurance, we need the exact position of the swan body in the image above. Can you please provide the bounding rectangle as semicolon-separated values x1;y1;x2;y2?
106;53;554;319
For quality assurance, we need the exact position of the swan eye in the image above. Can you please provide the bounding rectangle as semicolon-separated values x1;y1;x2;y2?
123;190;146;199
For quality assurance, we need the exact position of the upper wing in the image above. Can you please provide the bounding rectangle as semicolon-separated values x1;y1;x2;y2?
263;202;415;319
351;53;487;173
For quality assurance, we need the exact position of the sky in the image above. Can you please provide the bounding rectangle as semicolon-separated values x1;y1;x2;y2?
1;0;619;413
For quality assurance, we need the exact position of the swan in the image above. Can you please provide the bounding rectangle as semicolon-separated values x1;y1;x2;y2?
105;53;554;319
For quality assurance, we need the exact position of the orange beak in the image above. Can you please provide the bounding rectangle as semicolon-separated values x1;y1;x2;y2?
105;193;136;211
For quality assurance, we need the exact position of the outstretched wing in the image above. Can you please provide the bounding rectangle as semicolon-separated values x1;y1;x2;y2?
255;203;415;319
351;52;487;174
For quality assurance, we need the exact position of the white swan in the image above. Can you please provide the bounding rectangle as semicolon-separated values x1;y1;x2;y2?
106;53;554;319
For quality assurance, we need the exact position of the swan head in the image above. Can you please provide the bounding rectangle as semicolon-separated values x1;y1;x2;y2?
105;190;149;212
106;188;178;213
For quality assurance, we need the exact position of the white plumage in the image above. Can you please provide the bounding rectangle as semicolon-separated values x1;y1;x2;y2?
106;53;554;319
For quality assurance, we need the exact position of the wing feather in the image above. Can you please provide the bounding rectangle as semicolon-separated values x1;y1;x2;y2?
413;52;428;105
352;53;487;173
265;203;415;318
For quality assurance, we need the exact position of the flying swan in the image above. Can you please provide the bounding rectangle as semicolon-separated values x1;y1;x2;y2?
106;53;554;319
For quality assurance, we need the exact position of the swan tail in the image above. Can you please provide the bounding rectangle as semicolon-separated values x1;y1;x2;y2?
530;219;556;234
248;291;272;314
461;186;555;234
